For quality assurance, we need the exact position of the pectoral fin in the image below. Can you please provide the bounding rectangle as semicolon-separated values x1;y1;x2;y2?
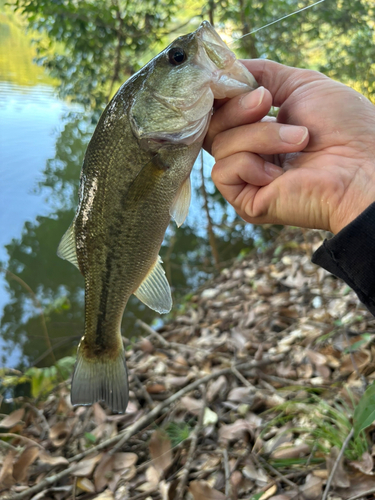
170;176;191;227
57;222;79;270
134;256;172;314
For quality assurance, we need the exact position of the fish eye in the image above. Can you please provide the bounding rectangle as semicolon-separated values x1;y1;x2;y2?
168;47;186;65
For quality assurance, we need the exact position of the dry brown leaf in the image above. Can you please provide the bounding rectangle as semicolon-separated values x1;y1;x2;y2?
349;451;374;475
94;454;115;492
93;403;107;425
180;396;204;414
326;446;350;488
93;489;114;500
149;430;172;477
49;421;71;447
189;480;226;500
112;452;138;470
305;349;327;366
38;451;69;466
300;474;322;500
218;419;253;443
77;477;96;493
227;387;255;404
13;446;39;482
259;485;278;500
340;350;371;374
0;408;25;428
271;443;310;460
146;383;167;394
207;375;227;402
0;450;16;488
73;454;103;477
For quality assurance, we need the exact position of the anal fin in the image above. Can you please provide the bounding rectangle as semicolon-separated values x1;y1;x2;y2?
134;255;172;314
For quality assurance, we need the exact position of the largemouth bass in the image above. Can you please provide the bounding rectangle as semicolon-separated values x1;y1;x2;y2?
57;21;257;413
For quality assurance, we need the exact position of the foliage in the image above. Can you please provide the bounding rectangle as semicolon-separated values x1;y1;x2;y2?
1;356;75;399
354;382;375;438
10;0;180;110
264;395;369;462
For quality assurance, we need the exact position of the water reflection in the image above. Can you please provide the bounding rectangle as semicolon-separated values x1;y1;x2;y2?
0;12;268;372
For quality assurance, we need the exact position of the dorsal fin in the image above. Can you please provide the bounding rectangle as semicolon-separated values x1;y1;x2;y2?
170;176;191;227
134;256;172;314
57;222;79;270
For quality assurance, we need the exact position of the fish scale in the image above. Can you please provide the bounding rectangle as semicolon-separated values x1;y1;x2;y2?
57;21;257;412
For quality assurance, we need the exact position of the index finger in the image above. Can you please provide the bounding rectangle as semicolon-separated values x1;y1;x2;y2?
241;59;328;107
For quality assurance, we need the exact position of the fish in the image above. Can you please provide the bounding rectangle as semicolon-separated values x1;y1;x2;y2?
57;21;257;413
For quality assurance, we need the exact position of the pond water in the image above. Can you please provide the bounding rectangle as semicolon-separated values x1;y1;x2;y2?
0;12;262;372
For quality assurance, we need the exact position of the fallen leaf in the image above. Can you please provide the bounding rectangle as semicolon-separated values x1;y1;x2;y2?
207;375;227;402
0;450;16;488
180;396;204;414
350;451;374;475
13;446;39;482
227;386;255;404
271;443;310;460
149;430;172;477
259;484;278;500
0;408;25;428
49;421;71;447
93;403;107;425
93;489;114;500
203;407;218;426
219;419;254;443
73;454;103;477
39;451;69;466
326;447;350;488
300;474;322;500
112;452;138;470
94;454;115;492
77;477;96;493
189;480;226;500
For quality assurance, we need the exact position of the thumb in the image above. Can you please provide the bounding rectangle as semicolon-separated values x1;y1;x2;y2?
241;59;328;107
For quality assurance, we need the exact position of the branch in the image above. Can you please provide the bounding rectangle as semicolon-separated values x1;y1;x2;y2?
322;428;354;500
175;388;206;499
6;354;284;500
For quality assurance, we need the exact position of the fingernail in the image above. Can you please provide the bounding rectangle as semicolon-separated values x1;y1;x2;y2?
240;86;265;109
279;125;308;145
264;162;283;179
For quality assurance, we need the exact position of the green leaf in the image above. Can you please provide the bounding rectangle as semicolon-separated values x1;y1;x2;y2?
353;382;375;438
84;432;97;444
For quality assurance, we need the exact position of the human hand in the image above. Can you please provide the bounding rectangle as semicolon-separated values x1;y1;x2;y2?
204;60;375;234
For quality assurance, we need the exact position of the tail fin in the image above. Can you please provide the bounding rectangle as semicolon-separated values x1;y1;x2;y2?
71;346;129;413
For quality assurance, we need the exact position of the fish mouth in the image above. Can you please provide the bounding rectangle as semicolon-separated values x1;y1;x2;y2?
196;21;258;99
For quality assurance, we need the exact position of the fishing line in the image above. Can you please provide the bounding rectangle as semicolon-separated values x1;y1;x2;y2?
229;0;326;45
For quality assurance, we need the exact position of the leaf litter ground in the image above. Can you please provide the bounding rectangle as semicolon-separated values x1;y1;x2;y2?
1;228;375;500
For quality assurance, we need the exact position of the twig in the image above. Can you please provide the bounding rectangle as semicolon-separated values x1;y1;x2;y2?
0;433;45;449
223;448;231;498
133;374;154;408
231;365;254;388
25;403;50;440
257;455;299;490
136;319;170;348
322;428;354;500
348;486;375;500
175;387;206;499
136;319;207;353
6;354;284;500
0;439;20;452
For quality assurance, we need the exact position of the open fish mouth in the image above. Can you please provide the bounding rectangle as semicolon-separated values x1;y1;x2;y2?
130;21;257;148
196;21;258;99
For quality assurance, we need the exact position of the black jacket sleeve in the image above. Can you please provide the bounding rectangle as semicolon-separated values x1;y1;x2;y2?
311;202;375;316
